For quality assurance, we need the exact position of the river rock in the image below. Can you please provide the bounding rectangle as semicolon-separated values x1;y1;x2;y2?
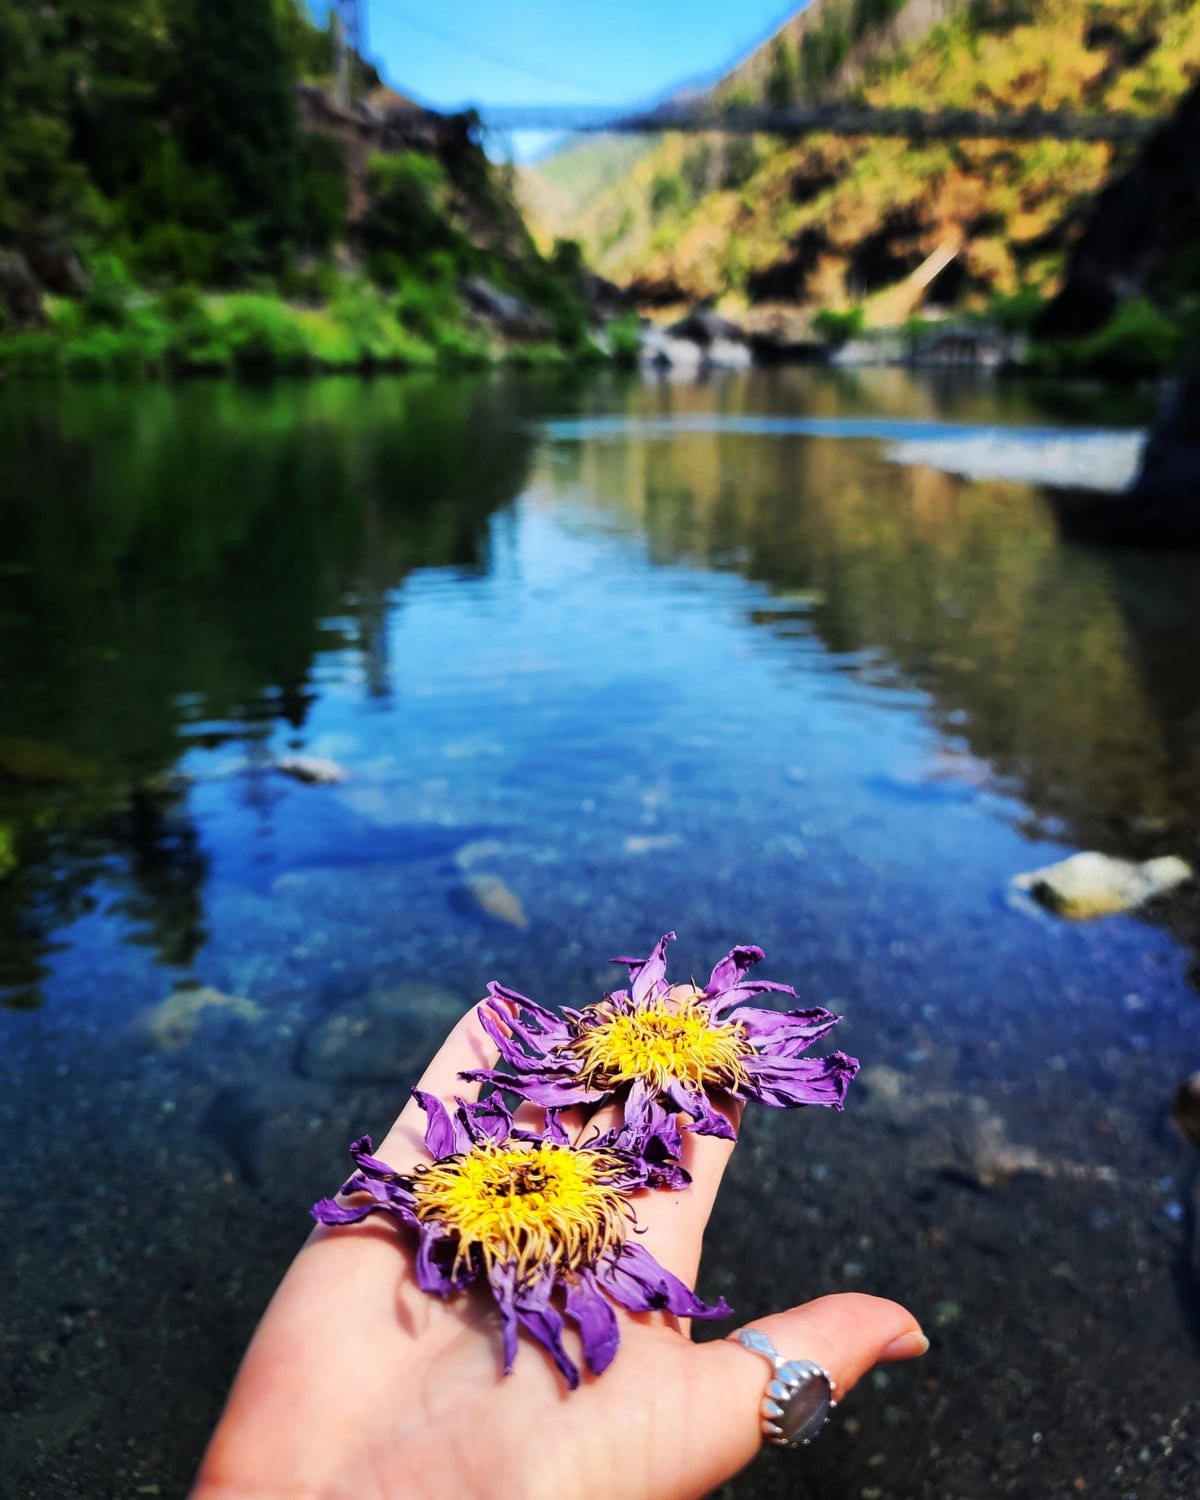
299;981;466;1083
1014;850;1193;919
664;306;747;347
0;250;46;328
460;276;550;340
276;754;347;785
639;326;704;372
135;984;263;1052
458;871;529;928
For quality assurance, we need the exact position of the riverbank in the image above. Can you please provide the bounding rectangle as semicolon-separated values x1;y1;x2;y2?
0;269;643;382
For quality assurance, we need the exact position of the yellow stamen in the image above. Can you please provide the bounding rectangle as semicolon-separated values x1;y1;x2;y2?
570;985;749;1095
411;1140;631;1279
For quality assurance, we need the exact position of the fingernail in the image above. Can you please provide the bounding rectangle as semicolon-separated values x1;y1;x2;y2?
881;1330;929;1361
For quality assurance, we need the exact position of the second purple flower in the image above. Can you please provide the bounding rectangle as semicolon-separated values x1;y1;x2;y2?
464;931;859;1144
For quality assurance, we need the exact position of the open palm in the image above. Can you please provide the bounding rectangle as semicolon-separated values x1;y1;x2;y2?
193;1010;925;1500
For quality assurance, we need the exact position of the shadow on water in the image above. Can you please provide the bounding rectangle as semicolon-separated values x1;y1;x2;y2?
0;376;540;1007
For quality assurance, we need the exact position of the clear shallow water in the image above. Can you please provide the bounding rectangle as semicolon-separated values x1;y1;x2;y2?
1;369;1198;1498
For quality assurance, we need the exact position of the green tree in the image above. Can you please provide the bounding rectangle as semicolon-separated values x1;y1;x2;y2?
170;0;301;270
766;37;798;108
0;2;85;250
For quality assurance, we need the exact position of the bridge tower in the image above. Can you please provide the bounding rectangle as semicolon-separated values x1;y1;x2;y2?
332;0;367;109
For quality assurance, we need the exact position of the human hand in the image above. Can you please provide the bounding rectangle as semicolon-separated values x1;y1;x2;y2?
192;1010;927;1500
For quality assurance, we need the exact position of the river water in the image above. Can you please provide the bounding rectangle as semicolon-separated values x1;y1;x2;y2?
1;369;1197;1498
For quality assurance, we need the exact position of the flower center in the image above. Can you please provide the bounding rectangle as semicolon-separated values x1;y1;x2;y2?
570;987;749;1095
411;1140;631;1279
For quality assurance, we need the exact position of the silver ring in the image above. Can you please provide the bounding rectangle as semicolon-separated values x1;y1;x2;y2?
730;1327;837;1448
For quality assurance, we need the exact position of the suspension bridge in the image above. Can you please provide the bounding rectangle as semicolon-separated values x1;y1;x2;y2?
329;0;1160;146
389;101;1159;145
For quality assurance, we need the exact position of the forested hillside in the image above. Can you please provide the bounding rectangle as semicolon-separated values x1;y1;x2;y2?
0;0;610;376
524;0;1200;322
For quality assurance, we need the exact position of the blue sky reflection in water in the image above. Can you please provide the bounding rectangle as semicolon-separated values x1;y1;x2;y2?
1;368;1198;1498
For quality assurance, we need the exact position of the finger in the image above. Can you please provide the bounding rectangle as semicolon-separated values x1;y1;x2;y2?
373;1006;500;1166
627;1098;743;1288
676;1294;926;1490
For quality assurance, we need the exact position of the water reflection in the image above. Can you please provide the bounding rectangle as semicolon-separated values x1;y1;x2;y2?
550;378;1200;860
0;377;538;1005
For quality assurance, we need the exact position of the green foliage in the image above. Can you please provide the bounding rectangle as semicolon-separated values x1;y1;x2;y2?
800;17;851;94
813;306;866;345
608;311;643;368
681;143;713;200
1028;298;1185;378
851;0;907;42
0;2;87;244
363;152;454;263
720;139;759;191
988;286;1048;333
298;131;348;253
83;254;135;327
649;172;685;220
766;38;798;108
274;0;333;79
170;0;301;268
967;0;1038;34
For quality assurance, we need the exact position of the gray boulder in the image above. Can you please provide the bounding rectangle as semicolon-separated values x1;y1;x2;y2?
460;276;550;340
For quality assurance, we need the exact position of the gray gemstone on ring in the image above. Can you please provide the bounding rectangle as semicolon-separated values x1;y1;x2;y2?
775;1370;832;1445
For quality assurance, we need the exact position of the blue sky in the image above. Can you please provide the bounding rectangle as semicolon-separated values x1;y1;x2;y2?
308;2;803;110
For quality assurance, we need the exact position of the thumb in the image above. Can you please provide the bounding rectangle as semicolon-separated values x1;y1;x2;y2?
671;1294;927;1498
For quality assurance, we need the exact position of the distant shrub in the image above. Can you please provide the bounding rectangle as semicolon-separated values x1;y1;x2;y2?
765;38;798;108
435;327;491;368
364;152;452;264
551;238;585;279
681;142;713;200
298;130;348;253
800;20;850;93
608;311;643;368
812;306;866;346
395;275;459;344
967;0;1037;33
1028;298;1183;379
851;0;906;42
84;255;135;328
720;139;759;191
222;295;311;374
649;172;685;220
987;286;1047;333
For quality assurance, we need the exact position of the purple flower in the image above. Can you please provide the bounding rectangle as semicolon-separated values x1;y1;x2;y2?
464;932;858;1146
311;1092;730;1390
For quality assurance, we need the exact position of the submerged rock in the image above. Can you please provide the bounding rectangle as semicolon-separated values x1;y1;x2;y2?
0;735;97;784
299;982;465;1084
135;984;263;1052
275;754;348;786
457;871;529;929
1014;850;1193;919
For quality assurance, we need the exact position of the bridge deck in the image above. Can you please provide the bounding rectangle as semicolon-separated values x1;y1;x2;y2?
390;103;1159;145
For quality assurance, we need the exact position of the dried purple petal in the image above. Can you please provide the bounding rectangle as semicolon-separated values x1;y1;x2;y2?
466;932;859;1142
311;1093;727;1389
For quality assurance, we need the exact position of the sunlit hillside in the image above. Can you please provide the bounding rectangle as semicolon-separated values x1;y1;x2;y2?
523;0;1200;317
